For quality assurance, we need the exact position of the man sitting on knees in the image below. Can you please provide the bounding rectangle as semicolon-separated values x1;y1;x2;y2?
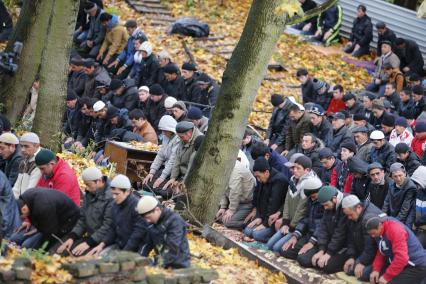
243;157;287;243
216;157;256;229
137;196;190;269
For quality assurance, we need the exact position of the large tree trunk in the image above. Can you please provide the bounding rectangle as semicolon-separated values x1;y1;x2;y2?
184;0;338;224
32;0;79;150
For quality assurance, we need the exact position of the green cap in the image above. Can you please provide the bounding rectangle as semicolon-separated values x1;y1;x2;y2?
35;149;56;166
317;186;338;204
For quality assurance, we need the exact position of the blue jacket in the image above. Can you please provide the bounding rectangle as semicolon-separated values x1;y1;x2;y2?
149;208;190;269
317;4;342;32
0;171;21;238
268;149;290;180
117;28;147;68
293;197;324;244
104;194;148;251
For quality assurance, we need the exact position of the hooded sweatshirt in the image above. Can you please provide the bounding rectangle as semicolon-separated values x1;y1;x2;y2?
411;166;426;230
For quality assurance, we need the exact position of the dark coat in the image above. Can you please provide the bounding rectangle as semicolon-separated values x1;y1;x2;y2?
346;201;382;265
253;169;288;227
367;142;396;173
347;101;365;116
150;208;190;268
293;198;324;242
268;149;291;180
163;75;186;101
146;95;167;131
301;142;323;175
397;151;421;177
414;98;426;119
318;158;341;186
398;99;416;119
365;177;390;209
63;103;82;140
199;77;219;107
3;148;22;187
311;118;333;147
329;125;353;152
377;28;397;56
266;105;290;146
138;53;160;87
301;79;315;104
0;171;21;238
76;114;93;146
69;182;114;246
68;71;87;97
349;15;373;48
184;74;203;104
317;198;348;255
285;112;311;151
104;194;148;251
20;188;80;240
108;85;139;111
83;66;111;98
86;7;106;46
348;157;370;200
395;39;425;76
0;0;13;31
301;0;317;26
382;178;416;228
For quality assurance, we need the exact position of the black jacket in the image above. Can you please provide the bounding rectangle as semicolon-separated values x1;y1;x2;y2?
68;71;87;97
146;95;167;131
330;125;353;152
266;105;290;146
377;28;397;56
395;39;425;76
301;79;315;104
348;157;370;200
311;118;333;147
138;53;160;87
76;114;93;146
69;183;114;246
4;148;22;187
20;188;80;240
366;178;390;210
398;150;421;176
414;98;426;119
300;142;323;175
347;101;365;116
199;76;219;107
253;169;288;227
0;1;13;31
184;74;203;104
150;208;190;268
293;198;324;244
301;0;317;26
104;194;148;251
349;15;373;48
83;66;111;98
367;142;396;173
317;198;348;255
319;158;341;186
346;201;382;265
163;75;186;101
63;103;82;140
382;178;416;228
108;88;139;111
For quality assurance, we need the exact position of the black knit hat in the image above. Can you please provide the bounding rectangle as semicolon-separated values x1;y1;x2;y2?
294;155;312;169
253;157;271;172
109;79;123;91
182;62;197;71
381;114;395;127
353;113;367;121
163;64;179;74
271;94;284;107
149;84;164;96
394;142;410;154
341;141;357;154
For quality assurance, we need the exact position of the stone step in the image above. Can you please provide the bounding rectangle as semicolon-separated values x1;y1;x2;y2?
134;5;172;15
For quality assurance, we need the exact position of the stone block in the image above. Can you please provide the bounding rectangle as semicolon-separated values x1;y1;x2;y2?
120;261;136;271
98;262;120;274
0;269;16;281
131;268;146;281
12;257;32;269
164;277;177;284
62;262;96;278
199;269;219;282
146;274;165;284
134;256;152;267
14;267;32;280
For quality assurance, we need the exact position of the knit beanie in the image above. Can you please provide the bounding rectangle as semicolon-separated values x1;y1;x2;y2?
66;90;78;101
187;107;203;120
294;155;312;169
164;97;177;108
353;113;367;121
394;143;410;154
20;132;40;144
253;157;271;172
312;78;326;91
158;115;177;133
271;94;284;107
82;167;103;181
341;141;357;154
182;62;197;71
109;79;123;91
395;116;408;128
139;41;153;56
173;101;187;112
163;64;179;75
381;114;395;127
35;149;56;166
342;194;361;209
149;84;164;96
317;186;338;204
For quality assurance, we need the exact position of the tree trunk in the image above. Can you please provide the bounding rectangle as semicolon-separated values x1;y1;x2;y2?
0;0;47;123
32;0;79;150
184;0;338;224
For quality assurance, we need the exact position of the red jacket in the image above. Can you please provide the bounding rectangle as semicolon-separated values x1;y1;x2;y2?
411;135;426;159
327;98;346;115
36;158;80;205
372;220;409;282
